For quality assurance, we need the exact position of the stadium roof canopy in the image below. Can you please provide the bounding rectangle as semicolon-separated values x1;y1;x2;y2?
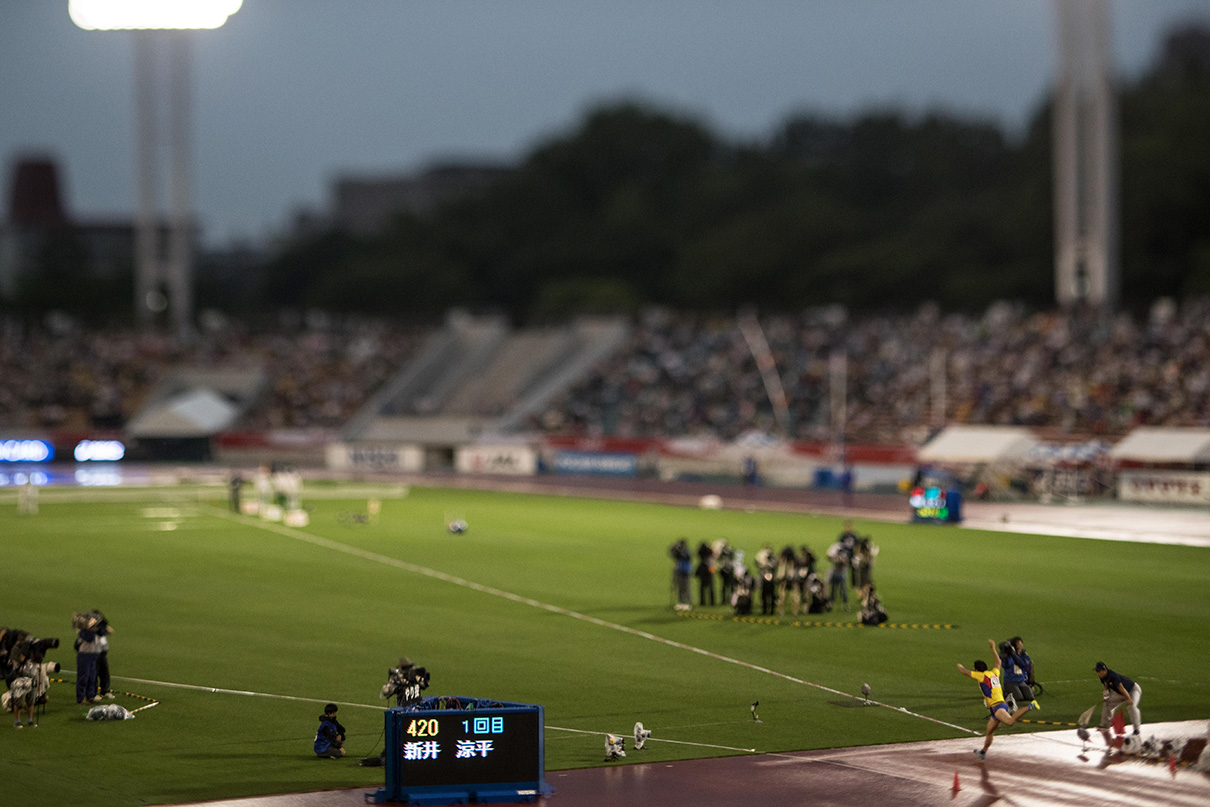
1107;427;1210;464
126;388;239;438
916;425;1039;464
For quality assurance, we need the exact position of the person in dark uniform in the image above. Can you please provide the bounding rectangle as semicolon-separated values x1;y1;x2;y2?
314;703;347;758
755;543;776;615
228;472;244;513
695;542;717;606
1095;661;1142;742
670;539;692;611
91;610;115;699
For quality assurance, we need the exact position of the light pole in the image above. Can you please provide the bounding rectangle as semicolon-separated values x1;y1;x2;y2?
70;1;243;335
1052;0;1119;309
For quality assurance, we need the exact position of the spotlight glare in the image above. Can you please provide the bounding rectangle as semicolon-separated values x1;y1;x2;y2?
69;0;243;31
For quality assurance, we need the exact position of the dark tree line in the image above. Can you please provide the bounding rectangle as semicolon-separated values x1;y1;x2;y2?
18;26;1209;322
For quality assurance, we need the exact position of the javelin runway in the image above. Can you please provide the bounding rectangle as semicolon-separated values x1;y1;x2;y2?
169;721;1209;807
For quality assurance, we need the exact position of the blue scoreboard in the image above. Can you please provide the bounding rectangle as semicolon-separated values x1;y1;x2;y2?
375;697;550;805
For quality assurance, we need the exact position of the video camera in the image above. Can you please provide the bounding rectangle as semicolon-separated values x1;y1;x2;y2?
380;658;431;706
1;629;60;687
2;630;59;661
71;610;106;631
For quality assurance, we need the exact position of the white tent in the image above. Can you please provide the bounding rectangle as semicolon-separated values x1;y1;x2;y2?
1107;427;1210;464
126;388;239;438
916;425;1039;464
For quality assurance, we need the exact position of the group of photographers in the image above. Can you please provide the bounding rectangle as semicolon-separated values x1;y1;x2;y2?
1;610;115;728
671;523;887;626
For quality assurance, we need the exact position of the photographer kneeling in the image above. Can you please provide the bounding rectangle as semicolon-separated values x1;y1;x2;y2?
314;703;346;758
999;637;1036;710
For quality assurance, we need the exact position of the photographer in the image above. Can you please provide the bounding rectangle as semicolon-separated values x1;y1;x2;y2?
859;584;888;626
731;563;755;616
694;541;717;607
89;610;116;700
999;637;1035;709
715;540;737;605
0;627;20;681
805;573;831;614
3;629;59;689
313;703;346;758
774;545;800;616
669;538;692;611
756;543;776;615
73;612;104;705
380;658;430;707
6;645;39;728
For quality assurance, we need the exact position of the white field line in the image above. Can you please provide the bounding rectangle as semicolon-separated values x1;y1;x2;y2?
544;725;755;753
203;505;979;737
59;670;388;712
64;670;755;753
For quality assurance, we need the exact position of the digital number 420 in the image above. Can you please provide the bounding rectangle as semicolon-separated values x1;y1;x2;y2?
405;718;439;737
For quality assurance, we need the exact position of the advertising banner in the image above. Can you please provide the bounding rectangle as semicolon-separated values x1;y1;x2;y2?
455;445;538;476
552;451;639;477
325;443;423;472
1118;471;1210;504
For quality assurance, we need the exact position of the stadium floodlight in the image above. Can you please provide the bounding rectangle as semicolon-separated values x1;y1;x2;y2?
70;1;242;336
69;0;242;30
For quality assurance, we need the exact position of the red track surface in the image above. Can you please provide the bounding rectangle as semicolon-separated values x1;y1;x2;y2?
173;722;1209;807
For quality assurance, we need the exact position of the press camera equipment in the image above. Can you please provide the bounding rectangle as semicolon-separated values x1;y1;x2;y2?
633;722;651;750
605;733;626;760
380;659;431;706
1;629;60;684
72;611;101;631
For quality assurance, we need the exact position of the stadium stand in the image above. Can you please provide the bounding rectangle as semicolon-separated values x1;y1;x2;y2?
0;318;421;433
345;312;629;445
4;300;1209;447
536;300;1210;443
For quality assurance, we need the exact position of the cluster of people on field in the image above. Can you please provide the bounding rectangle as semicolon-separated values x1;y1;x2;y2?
1;609;114;729
670;521;887;626
959;636;1147;759
2;606;357;759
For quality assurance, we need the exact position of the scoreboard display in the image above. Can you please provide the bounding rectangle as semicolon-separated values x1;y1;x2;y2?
908;485;963;524
376;697;550;804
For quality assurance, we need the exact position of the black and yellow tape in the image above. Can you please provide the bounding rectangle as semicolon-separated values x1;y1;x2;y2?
50;677;160;711
675;611;955;630
1019;718;1080;727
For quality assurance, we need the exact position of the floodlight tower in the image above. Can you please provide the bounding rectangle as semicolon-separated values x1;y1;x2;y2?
1052;0;1120;308
70;1;243;335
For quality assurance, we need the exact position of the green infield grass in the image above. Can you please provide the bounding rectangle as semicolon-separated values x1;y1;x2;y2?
2;483;1208;807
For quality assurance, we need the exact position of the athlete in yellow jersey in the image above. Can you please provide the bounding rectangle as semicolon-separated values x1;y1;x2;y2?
957;639;1040;759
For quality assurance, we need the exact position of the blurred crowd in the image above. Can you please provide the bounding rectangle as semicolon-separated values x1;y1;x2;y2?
4;299;1209;443
0;316;419;432
538;299;1210;444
